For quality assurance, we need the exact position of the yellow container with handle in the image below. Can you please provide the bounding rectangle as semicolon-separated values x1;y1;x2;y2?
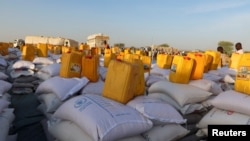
22;45;36;61
156;54;173;69
169;55;194;84
187;52;205;80
205;50;221;70
37;43;48;57
82;55;99;82
102;60;139;104
60;52;82;78
124;58;145;96
235;53;250;95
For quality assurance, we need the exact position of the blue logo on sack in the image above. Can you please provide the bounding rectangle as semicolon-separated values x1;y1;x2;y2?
74;98;92;112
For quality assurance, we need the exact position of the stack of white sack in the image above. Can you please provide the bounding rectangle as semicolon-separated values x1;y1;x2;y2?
78;77;105;96
32;57;55;71
48;94;189;141
35;62;61;81
127;95;190;141
0;57;8;74
204;67;236;91
48;53;61;64
8;60;35;80
149;64;170;80
8;60;40;94
188;79;224;96
35;76;89;141
196;90;250;137
147;80;213;140
0;78;16;141
143;64;170;94
5;48;22;64
35;76;89;119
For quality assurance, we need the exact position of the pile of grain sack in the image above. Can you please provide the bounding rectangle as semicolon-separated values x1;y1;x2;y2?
0;56;16;141
148;51;250;138
1;42;249;141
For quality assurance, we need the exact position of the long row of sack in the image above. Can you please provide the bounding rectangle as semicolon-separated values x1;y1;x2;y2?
2;46;245;141
148;61;250;139
0;56;17;141
26;54;195;141
13;53;208;141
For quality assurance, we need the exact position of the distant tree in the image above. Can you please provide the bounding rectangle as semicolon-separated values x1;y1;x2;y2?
158;43;169;47
218;41;234;56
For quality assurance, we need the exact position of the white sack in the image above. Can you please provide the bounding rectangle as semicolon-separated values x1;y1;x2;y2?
148;80;213;107
127;95;186;125
210;90;250;116
53;94;153;141
35;76;89;101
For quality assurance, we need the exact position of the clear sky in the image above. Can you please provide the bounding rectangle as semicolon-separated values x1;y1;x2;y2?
1;0;249;51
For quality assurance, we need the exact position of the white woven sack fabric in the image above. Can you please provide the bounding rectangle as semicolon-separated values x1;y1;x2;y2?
217;67;237;77
0;72;8;80
1;93;11;102
10;69;34;79
35;76;89;101
127;95;186;125
208;81;223;95
1;108;15;124
142;124;190;141
35;71;51;81
35;63;61;80
150;66;170;78
207;70;220;76
117;136;146;141
0;99;10;113
33;57;55;65
148;80;213;107
148;93;204;115
39;63;60;77
222;74;235;83
0;80;12;97
99;66;107;81
53;94;153;141
210;90;250;116
79;78;104;95
188;79;212;92
202;73;222;82
145;74;166;87
197;107;250;129
37;93;63;113
189;78;223;95
48;120;146;141
12;60;35;70
48;119;94;141
0;57;7;67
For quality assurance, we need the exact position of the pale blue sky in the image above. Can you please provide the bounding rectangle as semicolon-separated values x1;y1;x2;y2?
1;0;250;51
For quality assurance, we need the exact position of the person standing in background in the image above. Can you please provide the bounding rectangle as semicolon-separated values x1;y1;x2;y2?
103;40;110;49
235;42;244;54
217;46;230;67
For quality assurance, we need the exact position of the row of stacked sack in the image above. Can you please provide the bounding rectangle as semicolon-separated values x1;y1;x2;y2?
1;44;249;141
0;54;17;141
2;46;197;141
147;50;250;137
